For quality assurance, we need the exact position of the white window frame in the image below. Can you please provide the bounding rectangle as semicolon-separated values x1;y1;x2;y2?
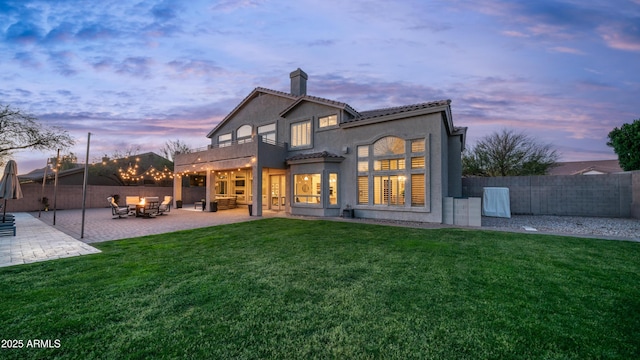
356;136;429;209
237;125;252;143
318;114;338;128
218;133;232;147
290;120;311;148
258;123;276;144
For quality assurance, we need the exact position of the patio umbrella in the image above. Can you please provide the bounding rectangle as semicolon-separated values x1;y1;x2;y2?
0;160;23;223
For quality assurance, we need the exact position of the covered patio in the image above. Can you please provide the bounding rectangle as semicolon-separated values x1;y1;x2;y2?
173;136;288;217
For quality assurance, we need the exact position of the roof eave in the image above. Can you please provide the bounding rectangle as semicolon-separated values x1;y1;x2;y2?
207;88;297;138
279;97;359;118
341;103;451;129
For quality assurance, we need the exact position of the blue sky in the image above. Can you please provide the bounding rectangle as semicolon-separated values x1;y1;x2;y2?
1;0;639;174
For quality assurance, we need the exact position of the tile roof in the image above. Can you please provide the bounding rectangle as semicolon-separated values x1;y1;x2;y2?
286;151;343;162
209;83;452;138
343;99;452;123
278;92;360;117
548;159;623;175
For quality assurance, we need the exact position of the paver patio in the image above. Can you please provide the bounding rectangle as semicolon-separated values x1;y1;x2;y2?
0;206;285;268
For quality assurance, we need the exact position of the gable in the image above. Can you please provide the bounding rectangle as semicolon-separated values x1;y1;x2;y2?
207;88;296;138
279;95;359;119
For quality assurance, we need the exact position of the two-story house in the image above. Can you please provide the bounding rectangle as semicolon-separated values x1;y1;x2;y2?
174;68;467;223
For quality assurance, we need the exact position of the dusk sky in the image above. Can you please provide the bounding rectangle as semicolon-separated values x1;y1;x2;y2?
2;0;639;174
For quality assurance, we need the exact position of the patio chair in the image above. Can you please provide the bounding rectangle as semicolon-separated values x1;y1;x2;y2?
0;210;16;236
141;196;160;218
108;196;129;219
125;196;140;216
158;196;172;215
194;198;205;210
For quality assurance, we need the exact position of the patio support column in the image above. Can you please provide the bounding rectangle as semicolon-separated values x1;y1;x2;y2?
205;169;214;209
252;163;262;216
173;174;182;208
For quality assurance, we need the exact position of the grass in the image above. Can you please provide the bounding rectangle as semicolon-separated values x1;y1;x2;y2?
1;218;639;359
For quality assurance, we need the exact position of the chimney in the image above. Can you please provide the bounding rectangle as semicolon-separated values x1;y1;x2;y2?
290;68;308;96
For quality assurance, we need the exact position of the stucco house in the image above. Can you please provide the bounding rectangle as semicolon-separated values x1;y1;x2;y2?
174;68;467;223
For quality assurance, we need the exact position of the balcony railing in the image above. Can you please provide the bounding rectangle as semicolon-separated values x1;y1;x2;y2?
185;136;286;154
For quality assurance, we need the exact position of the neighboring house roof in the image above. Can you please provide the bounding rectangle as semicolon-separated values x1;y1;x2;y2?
19;164;83;182
19;152;172;185
548;159;623;175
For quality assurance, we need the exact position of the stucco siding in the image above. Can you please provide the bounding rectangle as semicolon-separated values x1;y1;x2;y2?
177;70;465;223
210;93;294;145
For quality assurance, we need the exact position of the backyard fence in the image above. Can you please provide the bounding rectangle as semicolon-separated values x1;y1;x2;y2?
462;171;640;219
4;184;206;212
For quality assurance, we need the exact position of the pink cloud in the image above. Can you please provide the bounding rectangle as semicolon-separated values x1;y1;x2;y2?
598;24;640;52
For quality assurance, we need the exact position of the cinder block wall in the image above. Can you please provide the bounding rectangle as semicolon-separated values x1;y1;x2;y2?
462;172;636;218
3;184;206;212
632;171;640;219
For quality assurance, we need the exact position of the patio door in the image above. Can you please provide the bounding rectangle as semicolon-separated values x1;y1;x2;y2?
270;175;286;211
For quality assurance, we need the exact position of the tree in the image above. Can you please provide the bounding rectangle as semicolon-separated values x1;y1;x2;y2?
160;139;192;162
91;146;142;186
0;104;75;166
463;129;559;177
607;119;640;171
49;152;79;171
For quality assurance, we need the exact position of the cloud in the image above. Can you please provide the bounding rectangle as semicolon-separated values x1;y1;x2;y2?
150;1;180;21
115;57;155;78
76;23;118;41
13;51;41;68
48;50;78;76
90;57;114;71
548;46;586;55
210;0;266;12
166;59;225;79
598;22;640;52
575;80;616;92
307;39;336;47
502;30;529;38
5;21;43;44
15;88;33;97
44;22;76;44
407;22;452;33
469;0;638;49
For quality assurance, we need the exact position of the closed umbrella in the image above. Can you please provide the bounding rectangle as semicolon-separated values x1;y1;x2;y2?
0;160;23;223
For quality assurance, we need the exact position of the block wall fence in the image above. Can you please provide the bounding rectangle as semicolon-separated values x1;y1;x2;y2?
5;174;639;219
462;171;640;219
3;184;206;212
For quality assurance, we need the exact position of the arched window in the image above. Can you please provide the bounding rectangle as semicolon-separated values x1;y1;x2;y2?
237;125;252;143
357;136;427;208
373;136;405;156
237;125;252;138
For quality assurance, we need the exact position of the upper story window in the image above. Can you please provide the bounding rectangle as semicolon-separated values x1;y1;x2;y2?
291;120;311;148
218;133;232;147
237;125;252;144
411;139;426;169
373;136;405;156
258;123;276;144
318;114;338;128
357;145;369;172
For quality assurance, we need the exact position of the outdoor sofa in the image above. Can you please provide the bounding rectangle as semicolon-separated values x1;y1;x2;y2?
0;214;16;236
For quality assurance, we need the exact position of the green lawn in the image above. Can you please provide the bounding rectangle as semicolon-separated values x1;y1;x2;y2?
1;218;639;359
